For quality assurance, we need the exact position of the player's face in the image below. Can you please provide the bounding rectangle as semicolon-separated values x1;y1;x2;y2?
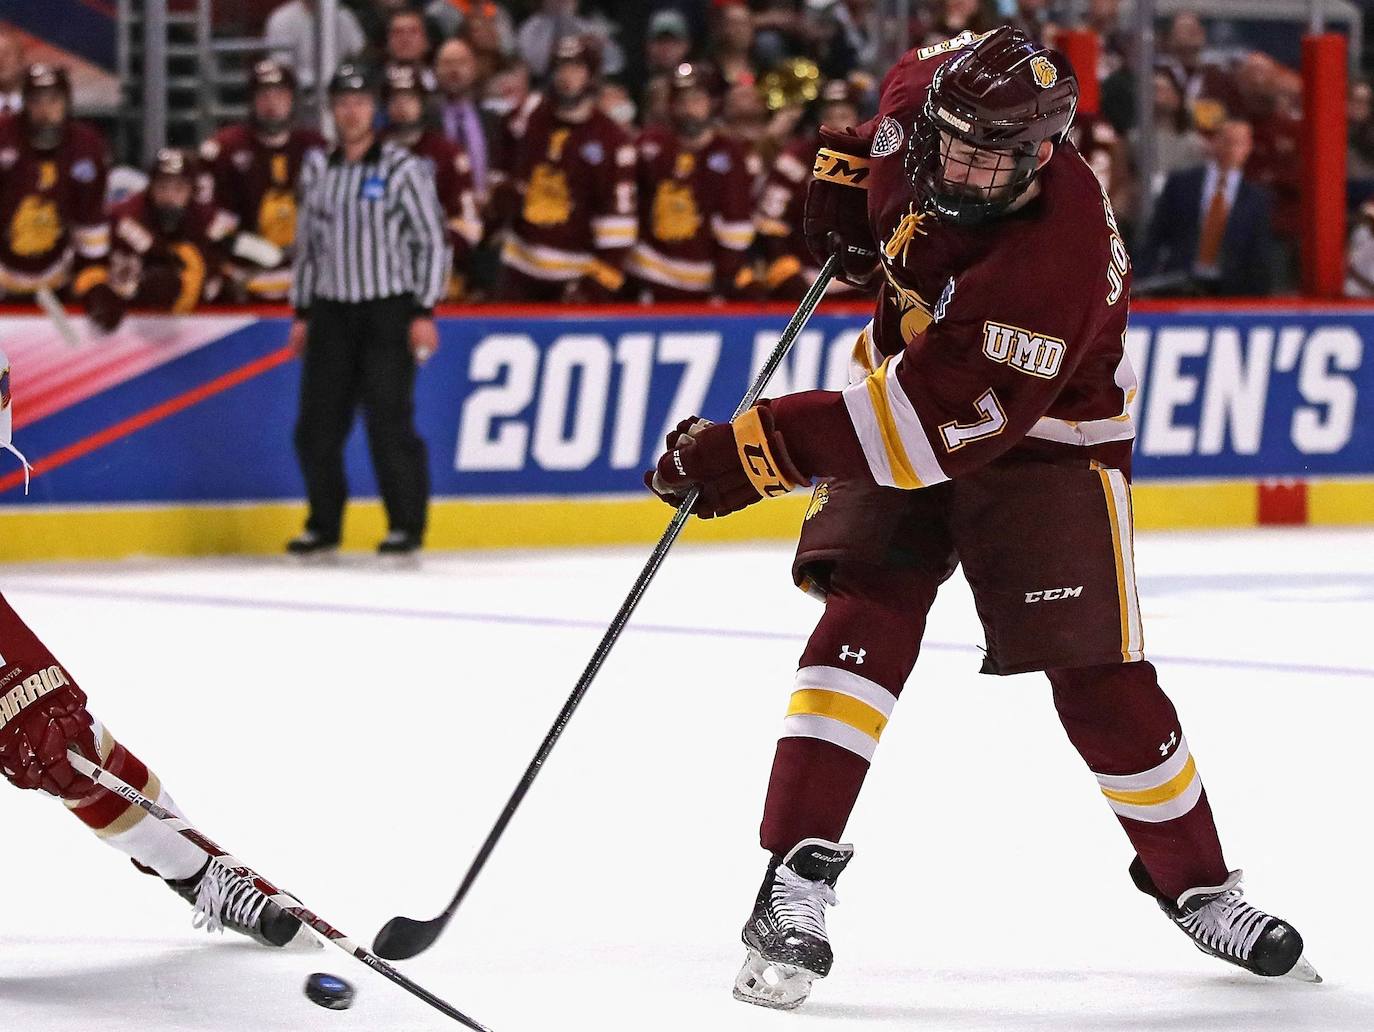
552;61;591;105
937;132;1023;201
253;85;293;128
387;91;424;129
332;91;377;143
151;176;192;212
25;88;67;133
672;88;713;134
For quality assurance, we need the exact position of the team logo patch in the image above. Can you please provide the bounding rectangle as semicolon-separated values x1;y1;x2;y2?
360;176;385;201
933;276;955;322
580;141;604;165
870;116;905;158
707;150;732;174
71;159;97;183
1031;55;1058;89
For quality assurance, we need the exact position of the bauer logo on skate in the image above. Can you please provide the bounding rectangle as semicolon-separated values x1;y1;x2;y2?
0;665;71;731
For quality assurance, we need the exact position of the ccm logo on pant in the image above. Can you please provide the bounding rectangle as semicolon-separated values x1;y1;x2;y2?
1024;586;1084;603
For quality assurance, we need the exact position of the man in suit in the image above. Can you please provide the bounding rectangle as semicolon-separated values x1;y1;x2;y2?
1137;118;1273;296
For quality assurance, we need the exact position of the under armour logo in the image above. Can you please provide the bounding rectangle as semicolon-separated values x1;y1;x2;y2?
839;645;866;664
1160;731;1177;757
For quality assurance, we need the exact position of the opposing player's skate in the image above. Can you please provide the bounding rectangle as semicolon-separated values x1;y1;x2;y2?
1131;858;1320;982
142;858;313;948
733;838;853;1010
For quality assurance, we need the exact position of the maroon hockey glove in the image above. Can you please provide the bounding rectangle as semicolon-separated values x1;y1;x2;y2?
0;674;98;799
644;407;806;519
803;125;880;288
83;282;126;334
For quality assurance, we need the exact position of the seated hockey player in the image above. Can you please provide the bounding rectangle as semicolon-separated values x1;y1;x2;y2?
79;148;236;332
0;348;304;948
646;27;1318;1010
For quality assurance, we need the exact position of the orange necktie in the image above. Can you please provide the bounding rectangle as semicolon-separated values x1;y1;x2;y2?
1196;179;1230;267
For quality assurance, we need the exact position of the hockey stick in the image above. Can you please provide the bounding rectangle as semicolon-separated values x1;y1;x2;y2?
65;750;495;1032
35;288;82;349
373;254;841;962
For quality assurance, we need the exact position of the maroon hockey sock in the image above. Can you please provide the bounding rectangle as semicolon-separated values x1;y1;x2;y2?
1048;661;1228;900
759;564;937;855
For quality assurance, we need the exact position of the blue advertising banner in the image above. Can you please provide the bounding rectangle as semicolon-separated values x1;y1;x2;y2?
0;305;1370;508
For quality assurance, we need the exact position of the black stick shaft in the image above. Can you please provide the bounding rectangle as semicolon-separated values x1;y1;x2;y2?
66;750;494;1032
431;256;840;929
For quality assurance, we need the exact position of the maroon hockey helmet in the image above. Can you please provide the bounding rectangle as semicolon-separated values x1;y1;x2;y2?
20;64;73;149
148;147;199;182
382;61;436;100
22;63;72;102
251;58;297;94
909;27;1079;225
550;34;602;79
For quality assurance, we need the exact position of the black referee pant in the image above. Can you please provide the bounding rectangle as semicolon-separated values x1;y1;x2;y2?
294;296;429;543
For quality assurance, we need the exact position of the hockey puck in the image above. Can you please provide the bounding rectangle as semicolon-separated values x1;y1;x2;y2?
304;972;356;1010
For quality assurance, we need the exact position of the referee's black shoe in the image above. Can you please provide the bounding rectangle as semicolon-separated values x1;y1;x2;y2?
286;529;339;557
378;531;421;557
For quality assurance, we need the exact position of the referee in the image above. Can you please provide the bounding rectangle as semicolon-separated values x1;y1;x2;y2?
287;63;450;558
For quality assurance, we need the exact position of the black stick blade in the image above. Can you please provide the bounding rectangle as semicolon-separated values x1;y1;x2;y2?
373;915;444;960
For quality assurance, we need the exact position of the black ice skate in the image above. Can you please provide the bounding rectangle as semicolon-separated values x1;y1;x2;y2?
286;529;338;558
1130;858;1320;982
145;858;312;948
733;838;854;1010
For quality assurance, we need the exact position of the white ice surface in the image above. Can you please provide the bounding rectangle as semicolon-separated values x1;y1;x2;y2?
1;526;1372;1032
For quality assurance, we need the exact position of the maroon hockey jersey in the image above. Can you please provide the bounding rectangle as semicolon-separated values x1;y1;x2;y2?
95;193;236;312
198;123;326;298
626;125;755;296
773;36;1136;488
498;96;637;290
0;113;108;295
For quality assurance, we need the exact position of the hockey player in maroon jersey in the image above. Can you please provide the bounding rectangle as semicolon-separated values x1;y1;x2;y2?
646;27;1317;1009
0;360;305;948
755;78;868;301
494;35;637;302
383;62;483;300
80;149;237;332
0;65;108;299
198;59;327;302
626;62;758;302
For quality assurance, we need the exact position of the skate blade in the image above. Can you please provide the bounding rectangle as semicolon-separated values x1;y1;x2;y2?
1283;953;1322;984
733;952;816;1011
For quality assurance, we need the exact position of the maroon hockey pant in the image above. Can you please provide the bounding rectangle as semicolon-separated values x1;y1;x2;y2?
760;563;1229;901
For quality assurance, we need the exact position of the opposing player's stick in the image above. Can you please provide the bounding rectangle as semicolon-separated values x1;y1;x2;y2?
373;255;841;962
65;750;495;1032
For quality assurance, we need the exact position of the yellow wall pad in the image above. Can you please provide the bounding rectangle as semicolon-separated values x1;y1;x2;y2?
1;479;1371;562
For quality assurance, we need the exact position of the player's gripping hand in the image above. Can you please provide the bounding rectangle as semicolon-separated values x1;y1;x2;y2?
803;125;880;288
0;678;99;799
644;407;805;519
82;281;126;334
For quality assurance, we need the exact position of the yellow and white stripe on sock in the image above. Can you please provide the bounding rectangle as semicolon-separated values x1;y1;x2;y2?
1095;736;1202;823
781;665;895;761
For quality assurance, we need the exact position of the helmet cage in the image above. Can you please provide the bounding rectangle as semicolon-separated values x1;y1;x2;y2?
907;108;1042;226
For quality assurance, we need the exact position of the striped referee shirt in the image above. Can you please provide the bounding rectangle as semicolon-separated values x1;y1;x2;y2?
291;138;450;313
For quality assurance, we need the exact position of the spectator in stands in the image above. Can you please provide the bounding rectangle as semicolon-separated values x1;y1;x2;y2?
1237;54;1302;292
1086;0;1129;80
386;9;435;67
0;30;23;115
1137;118;1272;297
1343;198;1374;297
920;0;994;48
434;38;497;204
516;0;624;80
264;0;366;92
713;2;759;89
199;59;327;302
425;0;517;58
645;10;694;79
494;35;636;302
1349;79;1374;184
1131;65;1208;200
0;66;109;304
483;59;531;119
1157;12;1236;135
807;0;879;77
81;150;236;333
